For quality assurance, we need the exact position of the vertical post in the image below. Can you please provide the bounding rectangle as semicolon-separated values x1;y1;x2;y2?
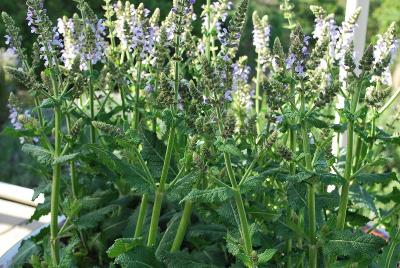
333;0;369;154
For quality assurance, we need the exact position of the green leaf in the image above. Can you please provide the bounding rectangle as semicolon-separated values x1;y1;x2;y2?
287;182;307;210
30;199;50;221
354;172;397;185
53;153;79;165
167;172;199;202
11;240;40;268
140;129;172;178
350;185;378;215
324;230;386;261
81;144;153;194
217;143;243;157
1;126;35;138
156;215;180;258
114;246;163;268
107;238;142;258
181;187;233;204
159;251;219;268
59;237;79;268
22;144;53;166
75;204;118;230
258;248;277;264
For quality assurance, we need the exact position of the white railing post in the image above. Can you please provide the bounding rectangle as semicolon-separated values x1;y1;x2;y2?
333;0;370;155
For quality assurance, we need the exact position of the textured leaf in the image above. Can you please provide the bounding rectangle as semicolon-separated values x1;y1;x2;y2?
160;251;219;268
59;237;79;268
82;144;153;194
141;129;173;178
22;144;53;166
156;215;180;258
1;126;35;138
187;224;226;242
53;153;79;165
167;172;199;202
30;198;50;221
114;246;163;268
287;182;307;210
11;240;40;267
217;143;243;157
75;204;118;230
350;185;378;215
181;187;233;204
324;230;386;261
354;172;397;185
258;248;277;264
107;238;142;258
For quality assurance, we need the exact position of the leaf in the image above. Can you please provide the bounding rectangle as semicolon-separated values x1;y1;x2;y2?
53;153;79;165
155;215;180;258
287;182;307;210
241;168;287;193
1;126;35;138
59;237;79;268
258;248;277;264
354;172;397;185
181;187;233;204
186;224;226;242
167;172;199;202
141;129;172;178
22;144;53;166
114;246;163;268
159;251;219;268
107;238;142;258
75;204;118;230
31;182;50;201
349;184;378;215
324;230;386;261
11;240;40;268
81;144;153;194
30;198;50;221
216;143;243;157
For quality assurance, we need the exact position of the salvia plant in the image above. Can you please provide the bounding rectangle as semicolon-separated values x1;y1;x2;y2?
2;0;400;267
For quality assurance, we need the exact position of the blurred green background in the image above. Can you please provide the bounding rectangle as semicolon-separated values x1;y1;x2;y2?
0;0;399;188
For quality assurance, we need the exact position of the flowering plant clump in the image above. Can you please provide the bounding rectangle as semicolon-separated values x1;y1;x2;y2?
2;0;400;267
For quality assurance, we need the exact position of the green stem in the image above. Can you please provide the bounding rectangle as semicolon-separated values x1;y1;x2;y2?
134;61;142;130
255;57;262;136
147;125;176;246
216;106;253;259
300;94;317;268
171;200;193;252
384;219;400;268
336;84;361;231
134;194;148;238
50;92;61;266
286;127;296;268
65;114;78;199
205;0;212;62
89;65;96;143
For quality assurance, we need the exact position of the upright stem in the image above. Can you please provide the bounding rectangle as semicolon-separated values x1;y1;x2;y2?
336;85;361;231
147;125;176;246
255;57;262;136
216;108;252;258
89;65;96;143
134;61;142;130
134;194;148;238
300;94;317;268
50;76;61;266
384;219;400;268
286;127;296;268
66;114;78;199
205;0;212;62
171;200;193;252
